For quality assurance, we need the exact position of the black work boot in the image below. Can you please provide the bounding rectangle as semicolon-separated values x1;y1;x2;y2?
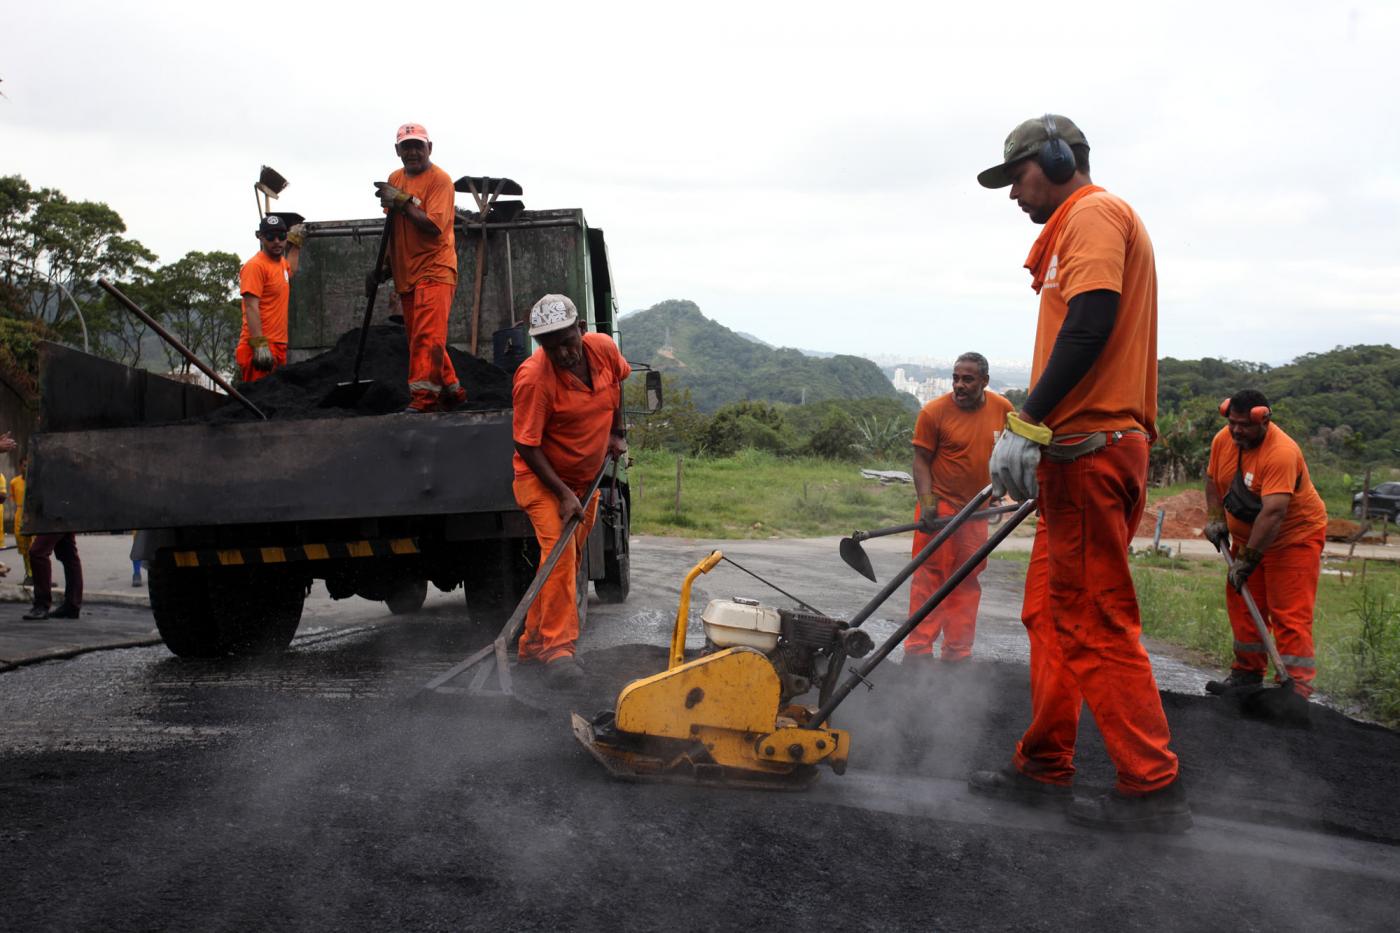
1067;780;1193;834
22;604;50;621
49;603;81;620
1205;670;1264;695
543;656;586;690
968;766;1072;809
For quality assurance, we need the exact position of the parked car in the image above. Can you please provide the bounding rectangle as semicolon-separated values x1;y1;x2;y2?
1353;482;1400;522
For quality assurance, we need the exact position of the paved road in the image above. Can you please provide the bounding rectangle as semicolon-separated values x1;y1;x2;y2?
2;534;1396;930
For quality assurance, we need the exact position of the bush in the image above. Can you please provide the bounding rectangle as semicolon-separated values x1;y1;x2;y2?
701;401;793;457
804;411;860;460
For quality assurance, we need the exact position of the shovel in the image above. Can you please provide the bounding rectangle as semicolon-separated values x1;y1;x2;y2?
455;176;523;356
419;459;613;701
319;218;394;408
1206;541;1311;727
839;504;1022;581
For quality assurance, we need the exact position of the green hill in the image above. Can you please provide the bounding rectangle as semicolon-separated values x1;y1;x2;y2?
619;299;909;412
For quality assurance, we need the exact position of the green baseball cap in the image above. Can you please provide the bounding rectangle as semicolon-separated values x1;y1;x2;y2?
977;114;1089;189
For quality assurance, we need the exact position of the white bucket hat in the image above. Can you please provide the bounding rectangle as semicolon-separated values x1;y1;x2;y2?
528;294;580;337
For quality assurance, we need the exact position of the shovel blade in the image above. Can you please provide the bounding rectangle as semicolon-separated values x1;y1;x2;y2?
1239;684;1312;727
839;536;877;582
319;379;375;409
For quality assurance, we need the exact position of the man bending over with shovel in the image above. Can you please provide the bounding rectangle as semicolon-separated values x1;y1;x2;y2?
374;122;466;413
511;295;630;689
1204;390;1327;700
905;351;1013;663
237;213;303;382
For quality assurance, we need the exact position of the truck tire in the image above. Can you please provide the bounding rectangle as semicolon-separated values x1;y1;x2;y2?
217;567;306;656
149;558;224;659
149;558;304;658
595;498;630;604
385;578;429;615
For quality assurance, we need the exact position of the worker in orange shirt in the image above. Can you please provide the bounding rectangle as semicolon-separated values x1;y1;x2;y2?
1203;390;1327;698
511;294;630;689
236;213;303;382
966;115;1189;833
374;122;466;413
905;351;1013;662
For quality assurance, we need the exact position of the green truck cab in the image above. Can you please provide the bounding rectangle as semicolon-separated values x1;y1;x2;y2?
27;204;640;657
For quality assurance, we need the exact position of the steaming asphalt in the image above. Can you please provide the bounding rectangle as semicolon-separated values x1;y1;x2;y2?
2;535;1397;930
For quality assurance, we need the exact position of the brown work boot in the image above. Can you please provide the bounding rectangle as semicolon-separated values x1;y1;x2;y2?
1205;670;1263;695
1067;780;1193;834
968;766;1072;809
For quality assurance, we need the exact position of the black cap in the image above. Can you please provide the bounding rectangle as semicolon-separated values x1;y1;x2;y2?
258;212;305;235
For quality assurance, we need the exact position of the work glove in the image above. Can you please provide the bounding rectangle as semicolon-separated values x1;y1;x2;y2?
1204;513;1230;551
374;182;419;211
364;264;391;298
250;335;275;372
1228;546;1263;593
286;223;306;248
989;413;1051;501
916;493;940;533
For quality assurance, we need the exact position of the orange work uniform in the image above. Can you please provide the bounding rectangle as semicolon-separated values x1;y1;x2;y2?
907;390;1013;659
1011;188;1180;796
1207;424;1327;695
386;163;460;411
237;251;291;383
511;332;631;663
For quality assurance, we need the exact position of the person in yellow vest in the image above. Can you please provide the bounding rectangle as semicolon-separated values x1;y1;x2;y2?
11;457;30;585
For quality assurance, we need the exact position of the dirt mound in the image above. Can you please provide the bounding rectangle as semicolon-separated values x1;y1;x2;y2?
1138;488;1209;538
197;324;512;422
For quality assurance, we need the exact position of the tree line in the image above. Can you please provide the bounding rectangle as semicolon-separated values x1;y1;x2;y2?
0;174;241;397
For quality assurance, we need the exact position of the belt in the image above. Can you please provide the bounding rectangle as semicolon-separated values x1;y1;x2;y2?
1045;429;1149;463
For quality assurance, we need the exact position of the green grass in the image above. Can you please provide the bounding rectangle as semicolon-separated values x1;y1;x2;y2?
629;448;915;538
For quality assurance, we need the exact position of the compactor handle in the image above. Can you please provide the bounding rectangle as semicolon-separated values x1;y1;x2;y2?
669;550;723;670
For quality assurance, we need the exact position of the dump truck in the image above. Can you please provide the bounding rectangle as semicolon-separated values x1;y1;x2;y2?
27;202;650;658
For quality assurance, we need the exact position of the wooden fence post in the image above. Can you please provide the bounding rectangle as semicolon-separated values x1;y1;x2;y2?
674;456;683;516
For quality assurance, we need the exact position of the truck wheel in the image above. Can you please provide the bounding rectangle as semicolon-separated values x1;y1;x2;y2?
595;499;630;603
385;578;429;615
212;566;306;656
149;558;226;659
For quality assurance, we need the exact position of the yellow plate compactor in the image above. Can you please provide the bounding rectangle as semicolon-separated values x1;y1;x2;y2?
573;489;1037;789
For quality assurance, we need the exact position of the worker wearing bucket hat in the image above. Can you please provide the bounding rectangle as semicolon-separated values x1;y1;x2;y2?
374;122;466;412
510;294;631;688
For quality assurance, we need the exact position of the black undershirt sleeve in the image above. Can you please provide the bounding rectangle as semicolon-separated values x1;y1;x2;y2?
1022;289;1120;423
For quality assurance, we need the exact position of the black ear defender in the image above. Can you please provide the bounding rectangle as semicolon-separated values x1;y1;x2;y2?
1038;113;1077;184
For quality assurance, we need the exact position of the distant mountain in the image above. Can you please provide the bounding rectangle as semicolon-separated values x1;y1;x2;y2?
619;299;907;412
734;331;773;348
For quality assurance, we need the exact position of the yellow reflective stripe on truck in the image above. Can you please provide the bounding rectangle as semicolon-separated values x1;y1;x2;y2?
171;538;420;568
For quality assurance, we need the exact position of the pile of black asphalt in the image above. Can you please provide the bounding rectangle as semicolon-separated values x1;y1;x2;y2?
2;628;1396;931
198;323;513;422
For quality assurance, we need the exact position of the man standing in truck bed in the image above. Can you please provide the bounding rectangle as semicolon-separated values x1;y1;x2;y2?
511;295;629;689
375;122;466;413
905;351;1012;663
236;213;302;382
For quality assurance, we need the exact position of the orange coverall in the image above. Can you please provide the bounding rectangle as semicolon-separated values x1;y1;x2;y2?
1009;187;1179;796
386;164;459;411
511;333;631;663
1207;425;1328;695
907;391;1013;659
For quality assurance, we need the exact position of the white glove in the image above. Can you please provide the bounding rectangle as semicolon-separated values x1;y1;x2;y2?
989;413;1050;501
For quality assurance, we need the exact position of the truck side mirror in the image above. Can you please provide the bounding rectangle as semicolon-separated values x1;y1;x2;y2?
645;370;663;412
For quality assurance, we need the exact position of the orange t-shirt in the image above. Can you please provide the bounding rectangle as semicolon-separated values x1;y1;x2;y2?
1029;190;1158;439
238;250;291;345
912;391;1014;506
1207;424;1328;549
386;163;458;291
512;332;632;491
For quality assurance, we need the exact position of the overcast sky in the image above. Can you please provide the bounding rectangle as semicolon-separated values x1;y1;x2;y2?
4;0;1397;365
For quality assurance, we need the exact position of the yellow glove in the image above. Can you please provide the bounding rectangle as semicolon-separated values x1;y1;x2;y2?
286;223;306;248
989;413;1049;501
250;335;274;372
1005;412;1052;446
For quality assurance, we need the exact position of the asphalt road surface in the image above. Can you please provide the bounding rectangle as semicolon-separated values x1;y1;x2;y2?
2;535;1397;931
